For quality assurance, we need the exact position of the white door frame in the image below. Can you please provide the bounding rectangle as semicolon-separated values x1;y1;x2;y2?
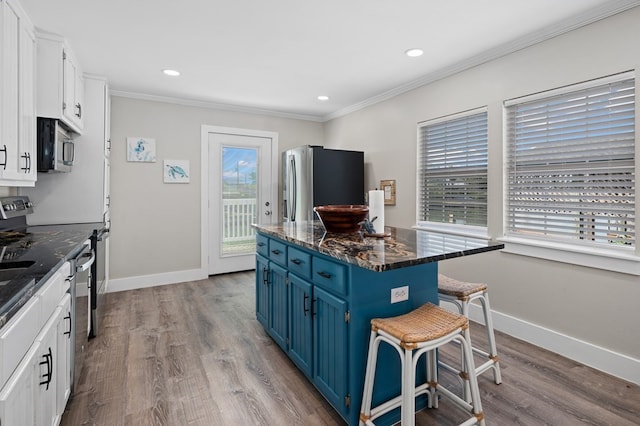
200;125;279;276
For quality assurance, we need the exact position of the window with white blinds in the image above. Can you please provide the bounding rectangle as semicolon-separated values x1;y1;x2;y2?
417;110;488;228
505;73;635;249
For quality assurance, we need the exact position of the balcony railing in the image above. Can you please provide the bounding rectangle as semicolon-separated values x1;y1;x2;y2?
222;198;257;255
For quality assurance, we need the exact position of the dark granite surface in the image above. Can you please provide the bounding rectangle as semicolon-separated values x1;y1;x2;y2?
253;221;504;272
0;222;103;329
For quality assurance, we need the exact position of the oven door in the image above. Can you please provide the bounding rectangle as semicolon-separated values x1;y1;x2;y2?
71;242;94;392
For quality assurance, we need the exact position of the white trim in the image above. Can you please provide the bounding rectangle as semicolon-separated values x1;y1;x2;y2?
499;237;640;276
504;70;635;106
324;0;640;121
201;125;279;277
111;90;323;123
440;301;640;385
106;268;207;293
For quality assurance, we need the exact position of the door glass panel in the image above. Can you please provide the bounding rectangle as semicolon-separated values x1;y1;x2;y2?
221;147;258;256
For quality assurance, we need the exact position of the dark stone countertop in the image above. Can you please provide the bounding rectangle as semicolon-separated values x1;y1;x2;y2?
253;221;504;272
0;222;104;329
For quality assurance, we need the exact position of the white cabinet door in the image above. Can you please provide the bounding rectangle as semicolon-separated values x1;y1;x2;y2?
0;0;36;185
56;293;72;422
0;342;38;426
35;306;61;426
0;0;21;180
62;47;83;131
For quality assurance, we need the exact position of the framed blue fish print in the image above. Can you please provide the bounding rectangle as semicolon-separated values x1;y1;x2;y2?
164;160;190;183
127;137;156;162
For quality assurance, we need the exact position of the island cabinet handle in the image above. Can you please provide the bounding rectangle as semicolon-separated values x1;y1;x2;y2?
271;249;281;255
317;271;332;279
312;298;317;317
257;242;266;247
262;267;269;286
303;293;310;316
290;258;302;265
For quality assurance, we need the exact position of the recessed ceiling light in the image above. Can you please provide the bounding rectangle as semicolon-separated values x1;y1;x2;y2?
162;69;180;76
317;95;329;101
405;48;424;58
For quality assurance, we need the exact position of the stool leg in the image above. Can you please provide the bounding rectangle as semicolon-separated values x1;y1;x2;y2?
402;346;415;426
359;330;380;426
459;327;485;426
460;298;472;402
479;292;502;384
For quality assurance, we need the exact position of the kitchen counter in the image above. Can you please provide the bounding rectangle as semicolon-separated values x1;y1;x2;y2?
0;222;102;328
253;221;503;425
253;221;504;272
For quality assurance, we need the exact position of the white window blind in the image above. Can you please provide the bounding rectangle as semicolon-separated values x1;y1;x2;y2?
417;110;488;227
505;74;635;248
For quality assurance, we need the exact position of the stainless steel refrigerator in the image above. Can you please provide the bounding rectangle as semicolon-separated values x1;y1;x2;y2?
282;145;365;222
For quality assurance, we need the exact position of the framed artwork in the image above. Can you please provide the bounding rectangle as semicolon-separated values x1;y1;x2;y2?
380;179;396;205
164;160;190;183
127;137;156;162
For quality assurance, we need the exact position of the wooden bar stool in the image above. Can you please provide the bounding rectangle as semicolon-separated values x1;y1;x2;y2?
438;274;502;385
359;303;485;426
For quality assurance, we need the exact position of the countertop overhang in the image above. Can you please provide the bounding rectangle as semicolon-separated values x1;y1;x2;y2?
253;221;504;272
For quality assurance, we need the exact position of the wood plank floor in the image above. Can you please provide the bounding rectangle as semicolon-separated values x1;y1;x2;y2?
62;272;640;425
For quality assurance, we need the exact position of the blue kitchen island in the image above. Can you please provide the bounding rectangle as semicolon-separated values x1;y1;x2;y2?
253;222;503;425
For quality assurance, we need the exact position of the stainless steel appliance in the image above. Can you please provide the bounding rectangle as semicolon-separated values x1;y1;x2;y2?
36;117;75;172
68;240;94;392
89;228;108;338
282;145;365;222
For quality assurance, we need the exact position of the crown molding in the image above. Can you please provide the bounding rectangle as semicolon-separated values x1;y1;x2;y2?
109;90;325;123
322;0;640;122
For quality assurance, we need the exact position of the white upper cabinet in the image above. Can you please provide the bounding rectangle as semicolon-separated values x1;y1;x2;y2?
35;30;84;134
0;0;37;186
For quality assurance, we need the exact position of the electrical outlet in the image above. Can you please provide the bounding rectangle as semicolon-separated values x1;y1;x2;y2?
391;286;409;303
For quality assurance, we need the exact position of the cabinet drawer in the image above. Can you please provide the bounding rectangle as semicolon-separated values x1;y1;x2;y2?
268;239;287;266
312;257;347;296
0;297;41;386
287;247;311;280
38;269;65;321
256;234;269;257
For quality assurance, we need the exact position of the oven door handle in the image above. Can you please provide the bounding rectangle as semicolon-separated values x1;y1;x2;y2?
76;251;95;273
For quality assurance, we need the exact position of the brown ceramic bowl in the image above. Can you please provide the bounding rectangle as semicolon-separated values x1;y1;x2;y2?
314;205;369;233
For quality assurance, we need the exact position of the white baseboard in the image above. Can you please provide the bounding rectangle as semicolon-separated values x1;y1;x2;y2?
107;268;207;293
450;302;640;386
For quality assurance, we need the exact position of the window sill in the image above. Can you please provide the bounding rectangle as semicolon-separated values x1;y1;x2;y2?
413;223;489;240
498;236;640;276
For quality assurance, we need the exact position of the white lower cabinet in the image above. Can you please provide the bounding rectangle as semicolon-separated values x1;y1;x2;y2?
0;342;38;425
0;262;72;426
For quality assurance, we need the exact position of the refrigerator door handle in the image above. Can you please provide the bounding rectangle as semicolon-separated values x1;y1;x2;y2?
290;155;297;221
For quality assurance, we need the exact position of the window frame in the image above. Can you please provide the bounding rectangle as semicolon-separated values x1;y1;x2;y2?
500;71;640;275
415;107;489;239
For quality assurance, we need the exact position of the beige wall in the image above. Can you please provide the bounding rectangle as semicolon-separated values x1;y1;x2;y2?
109;97;323;280
324;7;640;359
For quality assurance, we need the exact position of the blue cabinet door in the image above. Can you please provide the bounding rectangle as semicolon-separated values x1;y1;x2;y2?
313;285;349;417
269;262;288;351
288;274;313;378
255;255;269;328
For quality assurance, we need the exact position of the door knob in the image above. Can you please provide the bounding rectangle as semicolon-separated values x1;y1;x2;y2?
265;211;272;216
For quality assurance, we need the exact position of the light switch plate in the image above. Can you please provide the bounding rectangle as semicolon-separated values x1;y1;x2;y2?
391;286;409;303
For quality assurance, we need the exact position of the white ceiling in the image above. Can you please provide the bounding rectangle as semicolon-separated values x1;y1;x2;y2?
19;0;640;121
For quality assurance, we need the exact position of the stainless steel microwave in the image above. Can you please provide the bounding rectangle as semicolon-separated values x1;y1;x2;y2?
37;117;75;172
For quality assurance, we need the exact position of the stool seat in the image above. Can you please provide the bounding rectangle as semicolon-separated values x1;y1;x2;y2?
438;274;487;298
438;274;502;387
372;303;468;346
360;302;485;426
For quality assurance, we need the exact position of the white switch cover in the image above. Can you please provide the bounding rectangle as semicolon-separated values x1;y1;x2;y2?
391;286;409;303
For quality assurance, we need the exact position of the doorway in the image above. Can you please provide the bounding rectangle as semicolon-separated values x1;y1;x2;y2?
202;126;278;275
